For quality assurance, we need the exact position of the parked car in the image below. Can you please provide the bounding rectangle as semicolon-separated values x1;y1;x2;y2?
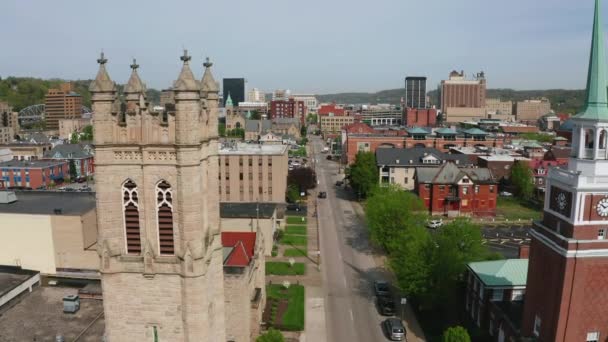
318;191;327;199
76;177;87;183
374;280;391;297
383;318;406;341
286;204;301;211
326;155;333;160
427;219;443;229
377;295;396;316
500;191;513;197
335;180;344;186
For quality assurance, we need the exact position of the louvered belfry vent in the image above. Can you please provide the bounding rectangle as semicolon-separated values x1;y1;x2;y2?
156;181;175;255
123;180;141;254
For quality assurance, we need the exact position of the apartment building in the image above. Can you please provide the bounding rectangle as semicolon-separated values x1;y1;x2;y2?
218;143;288;203
440;70;487;122
44;83;82;130
320;115;355;134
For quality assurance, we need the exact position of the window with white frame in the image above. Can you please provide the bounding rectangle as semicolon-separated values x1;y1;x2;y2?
512;289;524;301
598;229;605;240
587;331;599;342
491;289;503;302
533;315;541;337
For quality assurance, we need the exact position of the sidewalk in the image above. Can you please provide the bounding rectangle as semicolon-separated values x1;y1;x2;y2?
300;286;326;342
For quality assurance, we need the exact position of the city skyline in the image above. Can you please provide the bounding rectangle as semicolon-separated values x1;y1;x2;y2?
0;0;602;93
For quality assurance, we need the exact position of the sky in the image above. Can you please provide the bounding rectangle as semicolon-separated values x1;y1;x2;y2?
0;0;601;94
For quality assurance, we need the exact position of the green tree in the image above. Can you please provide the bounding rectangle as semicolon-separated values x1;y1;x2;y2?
511;161;534;200
256;328;285;342
300;125;307;137
69;160;78;180
442;326;471;342
349;151;378;198
250;110;261;120
81;125;93;141
70;131;79;144
389;225;433;301
365;186;427;252
286;184;301;203
218;122;226;137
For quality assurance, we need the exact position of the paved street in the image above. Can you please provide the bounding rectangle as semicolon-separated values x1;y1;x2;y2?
311;136;425;342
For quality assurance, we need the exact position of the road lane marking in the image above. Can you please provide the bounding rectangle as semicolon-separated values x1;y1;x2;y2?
349;309;354;321
343;275;347;287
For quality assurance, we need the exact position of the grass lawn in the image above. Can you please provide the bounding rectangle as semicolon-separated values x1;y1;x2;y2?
266;261;306;275
285;225;307;235
281;235;307;247
496;197;542;221
287;216;307;225
283;248;308;257
267;284;305;331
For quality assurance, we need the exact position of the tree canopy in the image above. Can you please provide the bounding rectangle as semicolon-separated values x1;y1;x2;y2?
442;326;471;342
511;161;534;200
349;151;378;198
288;167;317;192
256;328;285;342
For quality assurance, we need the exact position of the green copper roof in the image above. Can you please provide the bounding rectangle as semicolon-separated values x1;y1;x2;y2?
468;259;528;287
435;128;458;135
463;128;488;135
225;92;233;107
407;127;429;135
575;0;608;121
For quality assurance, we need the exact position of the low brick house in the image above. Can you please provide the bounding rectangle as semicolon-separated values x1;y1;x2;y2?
222;231;266;342
415;162;497;217
466;258;529;342
43;144;95;178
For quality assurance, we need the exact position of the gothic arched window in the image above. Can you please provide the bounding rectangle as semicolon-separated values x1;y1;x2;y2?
156;180;175;255
122;180;141;254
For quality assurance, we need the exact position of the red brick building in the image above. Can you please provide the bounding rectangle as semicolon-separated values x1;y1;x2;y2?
521;2;608;340
269;99;307;126
344;127;503;164
403;108;437;127
0;160;68;189
415;162;497;217
43;144;95;178
318;104;345;116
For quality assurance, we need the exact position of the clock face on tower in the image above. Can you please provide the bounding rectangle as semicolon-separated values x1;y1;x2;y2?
596;198;608;217
550;186;572;217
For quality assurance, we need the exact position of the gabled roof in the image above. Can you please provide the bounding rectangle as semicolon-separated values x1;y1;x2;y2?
221;232;257;267
375;148;470;167
435;128;458;135
415;162;495;184
272;117;301;128
407;127;429;135
245;120;272;133
463;128;489;136
44;144;92;159
28;133;50;144
468;259;528;287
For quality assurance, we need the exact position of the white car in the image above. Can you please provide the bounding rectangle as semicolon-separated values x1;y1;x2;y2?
427;219;443;229
500;191;513;197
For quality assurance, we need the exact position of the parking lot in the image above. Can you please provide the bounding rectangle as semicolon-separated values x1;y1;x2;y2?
481;225;532;258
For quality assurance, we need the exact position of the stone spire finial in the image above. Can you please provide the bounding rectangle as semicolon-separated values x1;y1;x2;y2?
89;51;116;92
125;58;146;94
576;0;608;121
174;49;198;91
201;56;219;93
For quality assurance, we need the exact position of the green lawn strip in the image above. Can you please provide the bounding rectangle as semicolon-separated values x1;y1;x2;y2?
266;261;306;275
285;225;307;235
496;197;542;221
281;235;307;246
283;248;308;257
287;216;307;224
266;284;305;331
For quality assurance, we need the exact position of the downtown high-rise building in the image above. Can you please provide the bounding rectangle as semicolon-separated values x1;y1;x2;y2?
405;76;427;109
222;78;245;107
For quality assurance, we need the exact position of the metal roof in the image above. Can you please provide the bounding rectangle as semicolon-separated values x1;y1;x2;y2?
220;202;278;219
0;191;96;215
468;259;529;287
375;148;470;167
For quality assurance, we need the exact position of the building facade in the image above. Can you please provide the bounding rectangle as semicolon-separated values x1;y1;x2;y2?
515;99;551;123
405;76;427;109
415;162;497;217
0;160;68;189
522;2;608;340
44;144;95;178
292;94;318;113
440;70;487;123
44;83;83;131
91;53;226;341
0;127;12;144
485;98;513;116
359;105;402;126
223;78;245;107
403;108;437;127
247;88;266;103
269;99;307;126
320;115;355;135
58;117;91;140
318;104;346;116
218;143;288;203
1;143;51;161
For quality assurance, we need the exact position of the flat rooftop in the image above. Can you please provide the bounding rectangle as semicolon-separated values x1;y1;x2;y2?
219;143;288;155
0;191;96;215
0;266;38;299
220;202;278;219
0;286;104;342
0;160;66;168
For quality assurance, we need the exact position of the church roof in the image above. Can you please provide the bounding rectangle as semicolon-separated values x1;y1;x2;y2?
463;128;489;136
221;232;256;267
468;259;528;287
575;0;608;121
124;59;146;94
225;93;233;107
89;52;116;93
173;50;199;92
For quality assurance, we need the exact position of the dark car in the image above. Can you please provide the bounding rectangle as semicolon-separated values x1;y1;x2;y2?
76;177;87;183
377;295;396;316
318;191;327;198
286;204;301;211
335;180;344;186
326;155;332;160
383;318;406;341
374;280;391;297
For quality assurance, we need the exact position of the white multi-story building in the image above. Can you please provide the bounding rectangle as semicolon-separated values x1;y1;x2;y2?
292;94;318;113
247;88;266;103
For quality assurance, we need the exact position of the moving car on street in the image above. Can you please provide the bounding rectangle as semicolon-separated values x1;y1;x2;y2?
318;191;327;198
374;280;391;297
383;318;406;341
377;295;396;316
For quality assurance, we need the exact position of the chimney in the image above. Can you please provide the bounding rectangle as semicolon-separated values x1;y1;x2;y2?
519;245;530;259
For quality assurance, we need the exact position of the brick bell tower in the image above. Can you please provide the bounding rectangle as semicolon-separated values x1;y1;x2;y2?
91;51;226;341
522;1;608;340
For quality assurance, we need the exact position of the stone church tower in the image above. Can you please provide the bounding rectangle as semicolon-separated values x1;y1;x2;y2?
90;51;226;341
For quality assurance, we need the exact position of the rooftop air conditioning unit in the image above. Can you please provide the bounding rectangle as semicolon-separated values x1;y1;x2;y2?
63;294;80;314
0;191;17;204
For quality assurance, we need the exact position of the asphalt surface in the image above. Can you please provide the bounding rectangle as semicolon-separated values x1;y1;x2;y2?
481;226;532;258
311;137;423;342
